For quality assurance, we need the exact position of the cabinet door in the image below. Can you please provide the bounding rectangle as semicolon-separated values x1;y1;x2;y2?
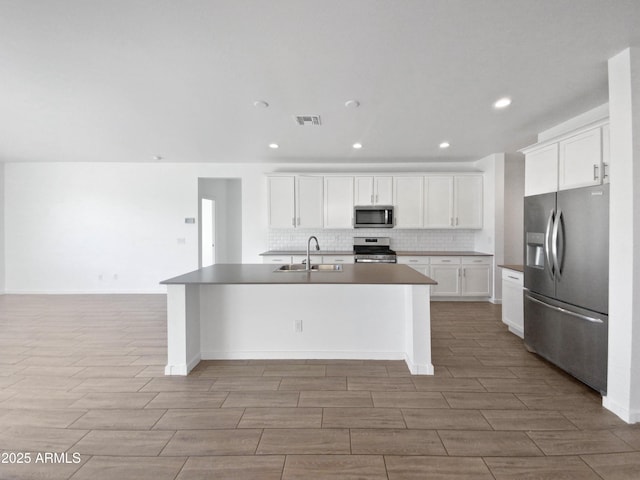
268;176;295;228
461;265;491;296
524;144;558;196
323;255;355;264
354;176;374;205
502;270;524;338
430;265;460;296
424;175;454;228
602;124;610;184
374;176;393;205
296;176;324;228
454;175;483;229
324;177;354;228
393;177;423;228
558;128;602;190
262;255;292;264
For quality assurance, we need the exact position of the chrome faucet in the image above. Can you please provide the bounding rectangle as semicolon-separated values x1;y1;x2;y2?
306;235;320;270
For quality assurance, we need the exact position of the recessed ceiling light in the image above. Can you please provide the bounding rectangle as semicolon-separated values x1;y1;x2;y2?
253;100;269;108
493;97;512;109
268;143;279;149
352;142;363;149
152;155;163;161
439;142;450;149
345;100;360;108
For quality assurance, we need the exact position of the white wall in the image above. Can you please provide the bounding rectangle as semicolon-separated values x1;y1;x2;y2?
4;160;495;294
473;153;505;302
0;162;5;294
4;162;267;293
503;153;525;264
604;47;640;424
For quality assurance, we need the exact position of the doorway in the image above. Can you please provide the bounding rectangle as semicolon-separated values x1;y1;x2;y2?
201;198;215;267
198;178;242;266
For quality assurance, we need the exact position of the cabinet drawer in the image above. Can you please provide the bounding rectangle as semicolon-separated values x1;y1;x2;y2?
262;256;292;264
292;255;323;264
322;255;354;264
398;256;430;265
430;256;461;265
502;269;524;285
462;256;491;265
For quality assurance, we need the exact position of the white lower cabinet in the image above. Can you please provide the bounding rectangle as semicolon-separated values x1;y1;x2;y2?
461;257;491;296
262;255;353;265
397;256;430;276
430;257;462;297
322;255;355;264
501;268;524;338
262;255;294;264
292;255;324;265
428;256;492;298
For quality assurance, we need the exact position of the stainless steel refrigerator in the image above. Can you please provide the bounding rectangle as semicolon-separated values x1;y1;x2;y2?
524;184;609;394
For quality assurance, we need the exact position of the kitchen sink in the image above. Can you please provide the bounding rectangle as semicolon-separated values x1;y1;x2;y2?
274;264;343;272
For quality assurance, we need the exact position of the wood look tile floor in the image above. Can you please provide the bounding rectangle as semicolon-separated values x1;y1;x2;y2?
1;295;639;479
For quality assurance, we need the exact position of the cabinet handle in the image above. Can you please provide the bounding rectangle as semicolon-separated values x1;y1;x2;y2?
450;217;454;226
507;275;519;280
297;217;300;226
409;259;418;263
292;217;295;227
603;163;609;180
593;164;599;181
371;194;374;204
442;260;451;263
375;194;379;203
334;259;344;262
462;268;466;277
456;217;459;226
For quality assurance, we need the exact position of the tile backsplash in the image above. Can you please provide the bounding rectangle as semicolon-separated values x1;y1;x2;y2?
267;229;475;252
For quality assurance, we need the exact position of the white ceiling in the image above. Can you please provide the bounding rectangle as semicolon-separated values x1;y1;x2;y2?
1;0;639;164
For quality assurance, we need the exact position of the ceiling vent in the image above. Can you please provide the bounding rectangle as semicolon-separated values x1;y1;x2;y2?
294;115;322;126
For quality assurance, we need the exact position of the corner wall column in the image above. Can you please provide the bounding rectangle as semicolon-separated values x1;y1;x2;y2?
604;47;640;423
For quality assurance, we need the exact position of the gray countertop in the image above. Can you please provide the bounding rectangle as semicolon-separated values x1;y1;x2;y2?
396;251;492;256
260;250;492;256
161;263;437;285
260;250;353;256
499;264;525;273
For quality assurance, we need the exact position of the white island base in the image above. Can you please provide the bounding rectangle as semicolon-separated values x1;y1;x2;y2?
165;283;433;376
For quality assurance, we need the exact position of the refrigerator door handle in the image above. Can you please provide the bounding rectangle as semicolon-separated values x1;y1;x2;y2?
552;209;562;277
526;294;604;324
544;209;555;278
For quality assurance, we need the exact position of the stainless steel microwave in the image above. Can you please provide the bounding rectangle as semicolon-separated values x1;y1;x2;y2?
353;205;394;228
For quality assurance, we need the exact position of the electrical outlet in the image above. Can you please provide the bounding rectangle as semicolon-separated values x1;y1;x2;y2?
294;319;303;333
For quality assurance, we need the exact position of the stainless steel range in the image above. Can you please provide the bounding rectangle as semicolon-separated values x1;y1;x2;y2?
353;237;397;263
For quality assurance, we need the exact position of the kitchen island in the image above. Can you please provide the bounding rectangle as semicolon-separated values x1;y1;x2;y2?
161;263;436;376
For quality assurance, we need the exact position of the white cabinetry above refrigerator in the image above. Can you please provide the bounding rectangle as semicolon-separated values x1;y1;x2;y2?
522;121;609;197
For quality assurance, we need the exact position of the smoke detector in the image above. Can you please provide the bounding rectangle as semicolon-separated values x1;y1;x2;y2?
294;115;322;126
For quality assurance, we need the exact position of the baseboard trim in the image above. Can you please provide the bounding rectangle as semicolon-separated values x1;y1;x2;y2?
602;396;640;424
201;350;406;361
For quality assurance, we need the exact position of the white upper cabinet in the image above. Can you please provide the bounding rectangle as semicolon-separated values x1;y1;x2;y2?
268;172;483;230
424;175;454;228
354;176;393;205
324;176;354;228
524;144;559;196
268;176;296;228
558;128;603;190
523;122;609;196
393;176;424;228
454;175;483;229
296;175;324;228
